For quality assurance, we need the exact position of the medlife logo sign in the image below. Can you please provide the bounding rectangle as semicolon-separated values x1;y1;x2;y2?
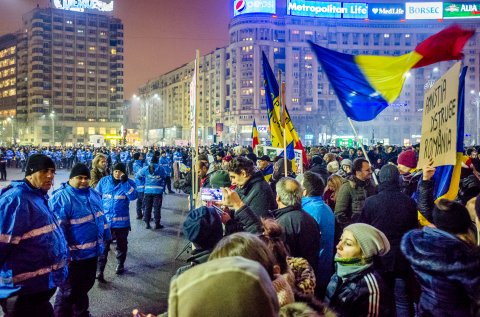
368;3;405;20
53;0;114;12
405;2;443;19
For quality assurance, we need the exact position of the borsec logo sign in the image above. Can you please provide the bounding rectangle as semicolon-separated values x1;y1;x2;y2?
405;2;442;20
234;0;276;16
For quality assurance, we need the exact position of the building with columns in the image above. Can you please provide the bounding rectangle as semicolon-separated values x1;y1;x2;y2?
138;0;480;146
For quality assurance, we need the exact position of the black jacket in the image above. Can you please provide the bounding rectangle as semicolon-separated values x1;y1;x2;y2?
270;205;321;275
236;171;277;218
225;205;262;235
359;182;418;273
416;179;434;223
325;267;394;317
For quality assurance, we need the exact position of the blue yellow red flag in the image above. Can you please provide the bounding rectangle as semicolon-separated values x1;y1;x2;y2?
262;52;309;170
252;119;259;150
309;25;474;121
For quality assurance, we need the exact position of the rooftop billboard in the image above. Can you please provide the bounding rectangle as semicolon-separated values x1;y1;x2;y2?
233;0;276;16
53;0;114;12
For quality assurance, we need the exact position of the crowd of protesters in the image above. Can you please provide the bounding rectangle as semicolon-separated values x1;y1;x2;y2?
1;142;480;317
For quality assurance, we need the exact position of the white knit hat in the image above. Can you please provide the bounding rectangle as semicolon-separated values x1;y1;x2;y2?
344;223;390;258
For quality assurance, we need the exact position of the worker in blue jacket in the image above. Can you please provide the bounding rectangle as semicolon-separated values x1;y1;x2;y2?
0;154;68;316
95;162;137;279
138;156;166;229
133;152;146;220
160;151;174;194
50;163;110;317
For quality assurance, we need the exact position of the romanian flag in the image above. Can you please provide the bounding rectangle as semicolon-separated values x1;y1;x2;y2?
432;66;467;202
418;66;467;226
262;53;309;170
309;25;474;121
252;119;259;150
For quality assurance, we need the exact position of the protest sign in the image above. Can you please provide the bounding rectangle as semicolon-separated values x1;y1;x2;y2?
418;62;461;167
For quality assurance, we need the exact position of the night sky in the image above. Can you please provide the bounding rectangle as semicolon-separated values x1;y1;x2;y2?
0;0;231;98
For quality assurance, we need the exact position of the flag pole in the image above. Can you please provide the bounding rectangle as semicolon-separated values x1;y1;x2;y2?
192;49;200;208
347;118;378;185
278;70;287;177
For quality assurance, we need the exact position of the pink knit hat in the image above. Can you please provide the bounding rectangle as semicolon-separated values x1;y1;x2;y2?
397;150;417;168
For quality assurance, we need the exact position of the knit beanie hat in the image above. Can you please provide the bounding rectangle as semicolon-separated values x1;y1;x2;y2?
209;170;231;188
433;199;472;234
397;150;417;169
69;163;90;179
344;223;390;258
379;164;399;184
327;161;339;173
168;256;279;317
25;154;55;176
183;206;223;250
112;162;127;174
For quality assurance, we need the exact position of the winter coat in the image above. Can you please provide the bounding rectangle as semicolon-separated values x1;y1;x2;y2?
95;175;137;229
301;196;335;292
416;179;434;223
160;156;172;175
0;181;68;298
325;267;394;317
401;227;480;317
224;205;262;234
400;170;422;198
138;163;166;195
359;182;418;273
89;167;108;189
133;160;146;193
334;176;376;232
270;205;321;275
50;182;110;261
309;164;329;184
236;171;277;218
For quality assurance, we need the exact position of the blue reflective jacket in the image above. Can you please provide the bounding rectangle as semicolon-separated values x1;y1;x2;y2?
95;176;137;229
133;160;146;193
120;151;131;163
139;164;166;195
160;156;172;175
173;151;183;163
0;181;68;299
50;183;111;261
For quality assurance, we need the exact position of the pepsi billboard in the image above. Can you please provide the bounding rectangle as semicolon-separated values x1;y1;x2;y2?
233;0;276;16
368;3;405;20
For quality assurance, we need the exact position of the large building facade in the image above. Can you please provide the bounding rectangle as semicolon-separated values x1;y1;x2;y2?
140;0;480;146
0;5;124;145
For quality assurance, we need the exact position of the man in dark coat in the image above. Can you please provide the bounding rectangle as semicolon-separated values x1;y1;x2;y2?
228;156;276;218
270;177;321;276
359;164;418;317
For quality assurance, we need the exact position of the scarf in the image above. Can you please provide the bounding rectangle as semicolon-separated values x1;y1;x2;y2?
335;257;372;278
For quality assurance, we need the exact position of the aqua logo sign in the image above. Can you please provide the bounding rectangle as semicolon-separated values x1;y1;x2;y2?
405;2;442;19
369;3;405;20
233;0;276;16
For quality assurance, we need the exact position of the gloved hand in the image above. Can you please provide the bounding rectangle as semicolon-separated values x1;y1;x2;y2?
121;174;128;183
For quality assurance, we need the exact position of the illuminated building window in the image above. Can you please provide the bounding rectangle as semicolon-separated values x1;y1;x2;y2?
77;127;84;135
110;128;116;134
405;34;410;38
78;61;84;66
291;30;300;35
99;127;106;134
66;20;73;24
88;127;95;135
111;48;117;55
305;31;313;35
89;46;96;51
305;106;312;112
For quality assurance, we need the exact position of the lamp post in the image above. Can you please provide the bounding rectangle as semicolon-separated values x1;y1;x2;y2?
6;116;14;145
470;90;480;145
49;111;55;145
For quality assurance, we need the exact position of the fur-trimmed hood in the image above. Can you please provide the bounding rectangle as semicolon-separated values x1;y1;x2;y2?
401;227;479;275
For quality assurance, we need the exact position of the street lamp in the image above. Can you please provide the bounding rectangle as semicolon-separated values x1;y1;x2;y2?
6;117;14;145
49;111;55;145
470;90;480;145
